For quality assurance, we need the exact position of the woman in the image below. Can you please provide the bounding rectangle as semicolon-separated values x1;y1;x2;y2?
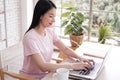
20;0;94;79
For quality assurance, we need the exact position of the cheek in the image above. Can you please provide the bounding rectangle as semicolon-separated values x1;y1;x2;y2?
44;17;50;22
43;19;51;27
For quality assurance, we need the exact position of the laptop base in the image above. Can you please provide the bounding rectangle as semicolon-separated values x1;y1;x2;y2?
69;75;91;80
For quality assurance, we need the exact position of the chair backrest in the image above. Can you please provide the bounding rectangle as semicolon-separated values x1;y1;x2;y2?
0;42;36;80
0;42;23;68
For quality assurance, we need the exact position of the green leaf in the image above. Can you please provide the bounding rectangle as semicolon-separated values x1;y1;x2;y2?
61;2;85;36
61;12;71;17
64;25;73;35
98;24;110;40
66;7;78;12
77;13;84;22
62;2;73;8
61;20;69;27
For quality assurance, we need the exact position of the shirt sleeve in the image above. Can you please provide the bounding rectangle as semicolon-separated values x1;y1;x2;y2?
23;36;40;56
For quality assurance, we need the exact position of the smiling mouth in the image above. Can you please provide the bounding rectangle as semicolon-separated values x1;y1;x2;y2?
49;23;52;25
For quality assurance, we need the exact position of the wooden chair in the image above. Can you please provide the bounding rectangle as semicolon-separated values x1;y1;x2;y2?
0;68;36;80
0;42;36;80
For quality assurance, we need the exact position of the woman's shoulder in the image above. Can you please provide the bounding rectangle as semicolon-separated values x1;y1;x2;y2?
24;29;37;40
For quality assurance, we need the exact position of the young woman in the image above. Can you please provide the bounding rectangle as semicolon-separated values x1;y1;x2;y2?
20;0;94;79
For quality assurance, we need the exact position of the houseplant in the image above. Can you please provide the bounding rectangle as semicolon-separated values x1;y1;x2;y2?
98;23;111;44
61;2;85;47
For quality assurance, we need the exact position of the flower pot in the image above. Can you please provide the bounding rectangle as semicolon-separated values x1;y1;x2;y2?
98;38;106;44
70;34;84;47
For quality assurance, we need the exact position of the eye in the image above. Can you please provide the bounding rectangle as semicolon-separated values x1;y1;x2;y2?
50;15;53;18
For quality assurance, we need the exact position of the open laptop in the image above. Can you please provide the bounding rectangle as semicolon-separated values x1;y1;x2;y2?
69;42;113;80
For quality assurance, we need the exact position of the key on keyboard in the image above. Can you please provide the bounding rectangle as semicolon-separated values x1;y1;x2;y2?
79;69;90;75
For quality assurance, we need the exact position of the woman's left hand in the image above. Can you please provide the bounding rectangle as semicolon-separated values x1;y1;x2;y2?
80;57;95;68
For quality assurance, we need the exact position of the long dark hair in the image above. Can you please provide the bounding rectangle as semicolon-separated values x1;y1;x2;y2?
26;0;56;33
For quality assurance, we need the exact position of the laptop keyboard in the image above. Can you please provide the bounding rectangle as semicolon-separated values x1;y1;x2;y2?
79;69;90;75
79;65;94;75
69;60;103;80
74;60;95;75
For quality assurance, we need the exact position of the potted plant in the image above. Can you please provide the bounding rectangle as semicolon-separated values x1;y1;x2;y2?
61;2;85;47
98;23;111;44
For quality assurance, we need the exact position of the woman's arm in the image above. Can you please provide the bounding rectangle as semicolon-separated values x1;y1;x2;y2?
54;39;95;65
54;39;82;60
31;53;90;72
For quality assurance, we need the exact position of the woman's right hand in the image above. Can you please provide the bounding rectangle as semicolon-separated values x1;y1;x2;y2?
71;62;92;71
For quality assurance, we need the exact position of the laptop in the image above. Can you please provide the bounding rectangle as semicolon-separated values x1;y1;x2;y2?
69;42;113;80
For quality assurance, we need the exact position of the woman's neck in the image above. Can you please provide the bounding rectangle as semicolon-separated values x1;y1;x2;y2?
35;25;46;36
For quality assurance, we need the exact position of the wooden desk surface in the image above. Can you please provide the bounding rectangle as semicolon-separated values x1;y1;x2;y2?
42;42;120;80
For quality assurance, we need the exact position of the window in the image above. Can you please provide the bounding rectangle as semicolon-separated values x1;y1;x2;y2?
54;0;120;45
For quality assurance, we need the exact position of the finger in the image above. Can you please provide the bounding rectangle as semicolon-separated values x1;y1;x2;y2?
80;65;88;71
89;59;95;65
84;60;93;67
82;67;88;71
83;63;91;70
77;63;89;71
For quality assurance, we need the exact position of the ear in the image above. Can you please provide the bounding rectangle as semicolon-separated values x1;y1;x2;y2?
40;16;43;20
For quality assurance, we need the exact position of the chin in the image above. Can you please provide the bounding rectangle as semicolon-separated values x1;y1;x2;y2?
49;25;54;28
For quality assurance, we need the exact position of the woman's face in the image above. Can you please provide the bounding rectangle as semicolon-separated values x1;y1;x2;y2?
40;8;56;28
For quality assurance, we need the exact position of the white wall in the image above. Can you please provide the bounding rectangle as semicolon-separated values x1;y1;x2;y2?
21;0;33;38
